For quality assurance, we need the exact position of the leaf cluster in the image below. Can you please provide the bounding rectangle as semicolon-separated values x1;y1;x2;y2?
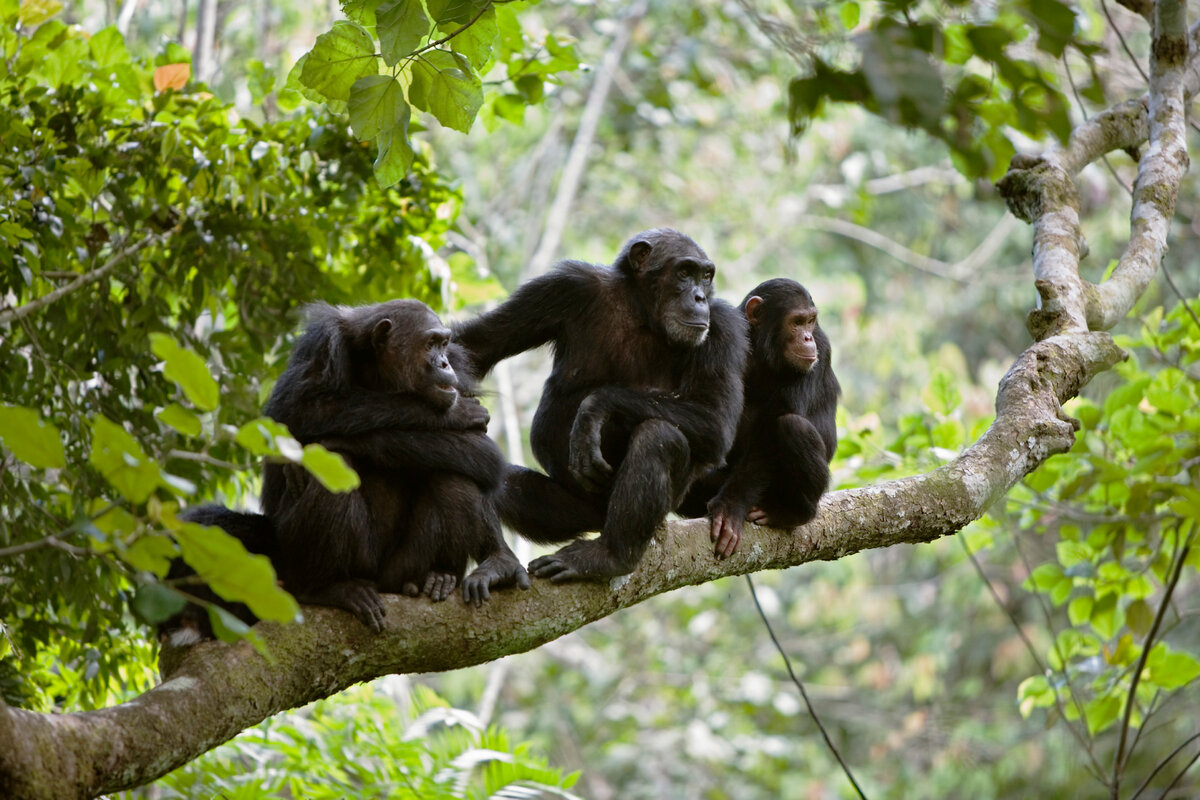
0;6;462;708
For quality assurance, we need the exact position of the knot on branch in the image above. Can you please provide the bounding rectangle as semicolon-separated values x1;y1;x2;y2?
1027;279;1091;340
996;155;1079;223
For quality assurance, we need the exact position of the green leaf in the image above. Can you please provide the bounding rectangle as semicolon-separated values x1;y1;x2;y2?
1090;593;1120;639
150;333;219;412
426;0;488;26
175;520;300;623
235;417;298;457
301;444;361;492
0;405;66;469
1145;368;1193;415
156;403;202;437
377;0;430;65
921;368;961;416
1056;540;1091;568
409;49;483;132
300;20;379;104
349;75;409;142
130;582;187;625
88;416;161;503
89;26;130;67
374;125;416;187
1125;598;1153;638
1068;595;1093;626
448;6;497;70
1084;693;1122;735
1024;562;1063;592
122;534;178;576
18;0;62;26
839;1;860;30
1147;649;1200;690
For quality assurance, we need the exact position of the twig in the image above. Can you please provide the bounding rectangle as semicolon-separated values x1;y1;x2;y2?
1102;0;1150;83
0;232;169;326
0;534;90;558
1128;731;1200;799
1112;532;1193;797
746;574;869;800
1158;747;1200;798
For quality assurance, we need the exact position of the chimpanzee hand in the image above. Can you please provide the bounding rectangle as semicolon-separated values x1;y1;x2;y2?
445;396;490;431
461;551;531;607
707;497;747;559
569;394;612;492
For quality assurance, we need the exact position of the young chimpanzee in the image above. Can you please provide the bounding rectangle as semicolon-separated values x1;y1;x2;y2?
680;278;840;558
454;228;748;582
166;300;528;641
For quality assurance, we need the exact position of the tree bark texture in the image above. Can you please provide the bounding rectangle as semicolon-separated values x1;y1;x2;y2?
0;10;1192;800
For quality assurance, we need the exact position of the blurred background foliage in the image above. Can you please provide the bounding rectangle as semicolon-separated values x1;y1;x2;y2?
2;0;1200;797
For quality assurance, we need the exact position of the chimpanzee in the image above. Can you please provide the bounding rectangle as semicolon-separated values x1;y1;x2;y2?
164;300;528;641
679;278;840;557
260;300;529;629
454;228;748;582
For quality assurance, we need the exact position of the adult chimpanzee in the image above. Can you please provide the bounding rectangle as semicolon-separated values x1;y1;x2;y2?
679;278;840;558
164;300;528;641
260;300;529;630
454;228;748;582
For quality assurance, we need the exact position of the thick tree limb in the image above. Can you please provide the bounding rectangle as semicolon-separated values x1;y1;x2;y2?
997;16;1195;339
0;330;1124;799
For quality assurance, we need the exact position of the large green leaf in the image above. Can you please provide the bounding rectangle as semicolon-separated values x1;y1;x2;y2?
150;333;219;412
377;0;430;65
301;444;361;492
300;20;379;104
0;405;66;469
175;520;300;623
374;124;416;187
408;49;483;132
349;75;409;142
88;416;161;503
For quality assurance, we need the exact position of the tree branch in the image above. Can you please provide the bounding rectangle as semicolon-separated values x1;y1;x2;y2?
0;330;1125;800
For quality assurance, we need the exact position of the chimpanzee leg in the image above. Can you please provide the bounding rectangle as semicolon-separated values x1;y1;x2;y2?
271;464;388;631
495;465;606;544
751;413;830;528
529;419;690;582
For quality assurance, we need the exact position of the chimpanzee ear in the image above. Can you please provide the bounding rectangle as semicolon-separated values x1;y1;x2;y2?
628;240;653;272
743;296;764;326
372;318;393;352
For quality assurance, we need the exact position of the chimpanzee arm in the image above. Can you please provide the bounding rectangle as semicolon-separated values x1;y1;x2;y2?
270;391;489;442
453;263;600;378
569;301;747;488
319;430;504;492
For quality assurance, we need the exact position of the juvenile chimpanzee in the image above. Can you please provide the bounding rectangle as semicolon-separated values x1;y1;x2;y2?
260;300;529;629
680;278;840;557
454;228;748;582
165;300;528;640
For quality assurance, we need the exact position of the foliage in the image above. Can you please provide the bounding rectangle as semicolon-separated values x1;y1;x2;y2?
113;684;580;799
784;0;1090;179
0;3;463;709
990;301;1200;792
290;0;581;185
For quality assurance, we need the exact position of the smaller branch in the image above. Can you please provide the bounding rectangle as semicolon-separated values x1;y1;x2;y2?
1130;732;1200;800
0;534;89;559
0;233;169;326
409;1;496;58
165;450;243;471
1103;0;1151;84
1112;532;1193;793
746;575;868;800
1158;748;1200;798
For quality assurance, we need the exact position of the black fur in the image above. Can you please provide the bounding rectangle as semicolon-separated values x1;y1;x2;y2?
454;228;748;581
680;278;840;557
163;300;528;641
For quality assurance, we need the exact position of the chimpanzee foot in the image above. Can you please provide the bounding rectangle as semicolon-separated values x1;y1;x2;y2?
423;571;458;601
462;553;531;606
305;579;386;633
528;539;635;583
